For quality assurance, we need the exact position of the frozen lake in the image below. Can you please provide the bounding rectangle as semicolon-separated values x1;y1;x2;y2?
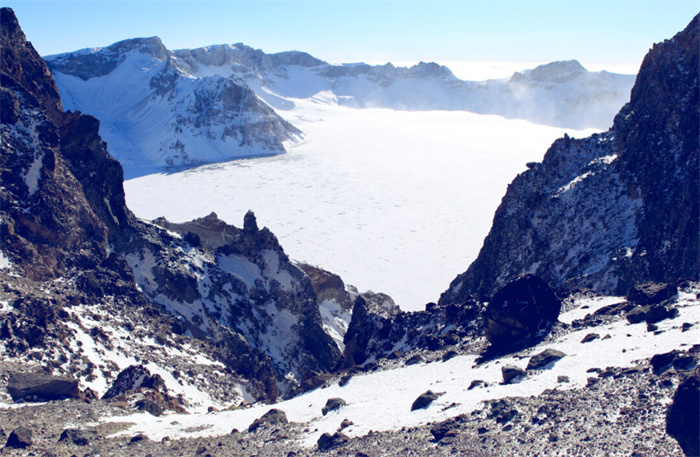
124;95;598;311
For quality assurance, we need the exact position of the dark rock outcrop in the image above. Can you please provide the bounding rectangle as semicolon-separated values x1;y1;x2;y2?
666;372;699;456
58;429;92;446
7;372;79;402
483;275;561;348
439;15;699;303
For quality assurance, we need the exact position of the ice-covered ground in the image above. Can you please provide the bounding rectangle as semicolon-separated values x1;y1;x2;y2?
100;289;700;447
125;96;598;311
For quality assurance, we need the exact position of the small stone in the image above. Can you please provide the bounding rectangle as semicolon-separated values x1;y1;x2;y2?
129;433;148;444
526;349;566;370
339;419;353;430
411;390;441;411
647;322;658;332
580;333;599;343
317;431;349;451
468;380;485;390
557;375;570;383
322;398;347;416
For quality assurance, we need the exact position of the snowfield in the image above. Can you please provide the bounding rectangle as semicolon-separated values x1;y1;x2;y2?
99;289;700;447
125;95;599;311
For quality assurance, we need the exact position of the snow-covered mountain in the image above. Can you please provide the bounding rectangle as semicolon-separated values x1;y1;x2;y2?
172;43;634;129
45;39;634;171
45;37;301;169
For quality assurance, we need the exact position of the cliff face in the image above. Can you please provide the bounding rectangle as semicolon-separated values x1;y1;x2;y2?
440;14;699;304
0;8;339;405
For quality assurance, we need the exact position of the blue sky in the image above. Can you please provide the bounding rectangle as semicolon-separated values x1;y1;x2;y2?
5;1;699;76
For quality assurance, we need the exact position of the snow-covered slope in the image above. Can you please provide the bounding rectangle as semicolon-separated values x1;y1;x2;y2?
45;38;301;169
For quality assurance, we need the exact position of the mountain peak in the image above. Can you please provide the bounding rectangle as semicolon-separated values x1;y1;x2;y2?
528;59;587;82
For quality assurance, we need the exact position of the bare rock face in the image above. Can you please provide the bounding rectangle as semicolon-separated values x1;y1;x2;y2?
440;14;699;304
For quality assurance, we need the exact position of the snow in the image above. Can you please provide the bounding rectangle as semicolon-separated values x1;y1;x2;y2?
100;291;700;446
125;99;598;311
318;299;352;351
0;250;11;270
23;154;43;196
216;253;262;287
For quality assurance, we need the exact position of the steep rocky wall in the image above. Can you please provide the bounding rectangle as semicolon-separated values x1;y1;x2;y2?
440;14;699;304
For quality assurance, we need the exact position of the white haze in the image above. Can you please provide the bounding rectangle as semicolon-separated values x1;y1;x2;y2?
125;94;599;311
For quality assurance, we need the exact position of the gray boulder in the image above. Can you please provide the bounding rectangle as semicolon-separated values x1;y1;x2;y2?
502;365;526;384
322;398;347;416
7;372;79;402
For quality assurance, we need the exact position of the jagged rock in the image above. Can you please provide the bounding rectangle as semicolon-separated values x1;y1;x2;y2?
666;373;699;456
526;349;566;370
628;283;678;305
5;426;32;449
644;304;678;324
317;431;349;451
650;350;681;375
340;292;399;369
410;390;441;411
7;372;79;402
483;275;561;348
322;398;347;416
58;429;92;446
502;365;526;384
248;409;288;433
431;416;464;442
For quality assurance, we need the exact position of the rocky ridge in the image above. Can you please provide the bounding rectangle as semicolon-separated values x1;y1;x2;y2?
440;14;699;303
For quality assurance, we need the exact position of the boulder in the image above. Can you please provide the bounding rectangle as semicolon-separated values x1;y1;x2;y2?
666;373;699;456
502;365;526;384
626;306;649;323
322;398;346;416
58;429;91;446
248;408;288;433
488;399;518;424
627;283;677;306
411;390;441;411
484;275;561;348
7;371;79;402
645;305;678;324
526;348;566;370
317;431;349;451
5;427;32;449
